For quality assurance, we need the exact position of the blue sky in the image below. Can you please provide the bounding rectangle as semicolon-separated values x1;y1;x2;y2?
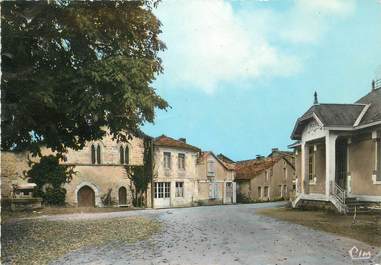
143;0;381;161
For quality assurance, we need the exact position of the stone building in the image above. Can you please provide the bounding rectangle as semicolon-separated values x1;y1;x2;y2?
1;132;150;207
197;151;236;205
290;82;381;213
235;149;295;201
152;135;237;208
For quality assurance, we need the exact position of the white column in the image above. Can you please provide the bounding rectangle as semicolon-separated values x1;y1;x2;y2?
300;142;308;194
325;132;338;198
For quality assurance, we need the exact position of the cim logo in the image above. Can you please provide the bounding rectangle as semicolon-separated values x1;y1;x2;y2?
349;246;381;265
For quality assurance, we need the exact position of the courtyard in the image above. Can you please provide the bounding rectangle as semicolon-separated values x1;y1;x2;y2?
2;202;380;265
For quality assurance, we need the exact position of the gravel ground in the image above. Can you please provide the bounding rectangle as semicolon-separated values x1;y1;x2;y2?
47;202;379;265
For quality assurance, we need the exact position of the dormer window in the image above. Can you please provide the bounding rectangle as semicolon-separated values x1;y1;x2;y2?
91;144;101;164
120;145;129;165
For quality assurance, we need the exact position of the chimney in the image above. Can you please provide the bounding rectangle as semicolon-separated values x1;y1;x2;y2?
372;80;375;91
272;148;279;153
256;155;263;160
178;138;186;143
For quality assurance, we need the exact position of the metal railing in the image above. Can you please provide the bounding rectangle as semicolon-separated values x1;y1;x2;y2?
333;183;346;205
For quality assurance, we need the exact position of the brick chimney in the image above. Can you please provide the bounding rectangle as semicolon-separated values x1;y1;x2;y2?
178;138;186;143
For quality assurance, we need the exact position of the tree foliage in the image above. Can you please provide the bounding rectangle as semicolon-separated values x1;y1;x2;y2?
126;138;155;207
26;155;75;205
1;0;168;156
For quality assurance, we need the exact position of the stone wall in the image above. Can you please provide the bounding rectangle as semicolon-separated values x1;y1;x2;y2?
1;133;147;207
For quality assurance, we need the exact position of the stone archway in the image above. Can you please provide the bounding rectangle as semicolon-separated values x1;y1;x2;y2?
74;182;102;207
77;186;95;207
118;186;127;205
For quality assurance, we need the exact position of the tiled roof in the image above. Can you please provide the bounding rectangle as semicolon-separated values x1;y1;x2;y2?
356;88;381;125
300;104;365;127
235;157;281;181
199;151;236;171
154;135;201;152
291;88;381;140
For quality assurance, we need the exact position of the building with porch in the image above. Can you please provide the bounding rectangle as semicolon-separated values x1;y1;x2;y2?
290;82;381;213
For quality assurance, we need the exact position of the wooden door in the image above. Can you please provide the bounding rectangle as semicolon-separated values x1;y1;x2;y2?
77;186;95;207
119;187;127;205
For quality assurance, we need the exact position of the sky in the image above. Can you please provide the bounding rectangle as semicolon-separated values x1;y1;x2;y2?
143;0;381;161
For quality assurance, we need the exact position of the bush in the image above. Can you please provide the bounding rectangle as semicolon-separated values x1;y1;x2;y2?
26;155;74;206
41;187;67;206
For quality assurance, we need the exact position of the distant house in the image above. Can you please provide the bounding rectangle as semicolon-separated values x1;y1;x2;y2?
290;81;381;213
152;135;237;208
235;149;295;202
197;151;236;205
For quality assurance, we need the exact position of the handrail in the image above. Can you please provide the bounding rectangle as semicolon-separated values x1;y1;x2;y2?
334;183;346;205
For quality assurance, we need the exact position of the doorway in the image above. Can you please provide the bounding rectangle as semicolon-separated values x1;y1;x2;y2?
335;138;348;190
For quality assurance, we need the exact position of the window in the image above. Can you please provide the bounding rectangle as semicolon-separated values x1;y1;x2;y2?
178;154;185;170
91;144;101;164
264;186;269;198
279;185;283;197
258;186;262;198
176;182;184;197
265;171;269;182
209;181;218;199
120;146;124;164
91;145;96;164
308;147;315;181
96;144;101;164
154;182;171;198
120;146;129;164
207;160;215;176
164;152;171;169
377;138;381;181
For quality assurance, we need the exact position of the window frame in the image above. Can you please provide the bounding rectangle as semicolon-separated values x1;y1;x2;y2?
207;160;216;176
175;182;184;197
163;152;171;169
91;144;96;164
308;146;315;181
120;145;125;164
178;153;186;170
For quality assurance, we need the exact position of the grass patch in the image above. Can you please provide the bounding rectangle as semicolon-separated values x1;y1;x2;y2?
257;207;381;247
2;216;161;265
1;206;138;224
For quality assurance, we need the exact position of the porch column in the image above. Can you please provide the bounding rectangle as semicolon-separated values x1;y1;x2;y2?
301;142;309;194
325;132;338;198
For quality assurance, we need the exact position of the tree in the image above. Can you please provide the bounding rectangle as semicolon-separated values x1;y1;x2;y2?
1;0;168;156
126;137;155;207
26;155;75;205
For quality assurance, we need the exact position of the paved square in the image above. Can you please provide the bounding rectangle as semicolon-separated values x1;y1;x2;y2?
51;203;376;265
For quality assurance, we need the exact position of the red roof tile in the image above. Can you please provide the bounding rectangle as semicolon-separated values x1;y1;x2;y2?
154;135;201;152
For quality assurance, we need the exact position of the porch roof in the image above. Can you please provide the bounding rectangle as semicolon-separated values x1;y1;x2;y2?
356;87;381;126
291;87;381;140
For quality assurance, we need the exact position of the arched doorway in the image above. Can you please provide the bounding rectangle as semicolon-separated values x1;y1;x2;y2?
77;186;95;207
118;187;127;205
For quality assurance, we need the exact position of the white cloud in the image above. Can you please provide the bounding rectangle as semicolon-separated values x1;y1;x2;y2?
155;0;355;93
281;0;356;44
